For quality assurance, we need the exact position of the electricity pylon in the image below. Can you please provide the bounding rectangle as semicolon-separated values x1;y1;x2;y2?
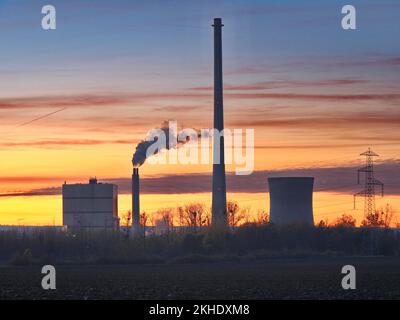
354;148;384;217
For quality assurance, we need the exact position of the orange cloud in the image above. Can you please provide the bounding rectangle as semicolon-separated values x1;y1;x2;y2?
2;160;399;196
229;113;400;128
0;93;211;111
0;139;134;148
225;93;400;102
189;79;370;91
1;91;398;115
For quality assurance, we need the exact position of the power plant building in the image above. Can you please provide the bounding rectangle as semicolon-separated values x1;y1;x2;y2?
268;177;314;225
62;178;119;229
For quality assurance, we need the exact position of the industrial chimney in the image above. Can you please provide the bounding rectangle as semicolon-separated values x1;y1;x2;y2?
211;18;227;226
132;167;140;231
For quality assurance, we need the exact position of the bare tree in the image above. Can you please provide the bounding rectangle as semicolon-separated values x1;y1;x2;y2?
240;206;251;225
183;203;209;228
140;211;149;228
227;201;248;227
153;208;175;229
360;205;396;228
381;204;396;228
361;212;384;228
255;209;269;225
332;213;356;228
316;219;329;228
139;211;149;241
121;210;132;228
120;210;132;238
177;206;185;227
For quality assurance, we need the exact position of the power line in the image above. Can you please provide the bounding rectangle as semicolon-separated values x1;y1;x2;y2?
314;200;354;209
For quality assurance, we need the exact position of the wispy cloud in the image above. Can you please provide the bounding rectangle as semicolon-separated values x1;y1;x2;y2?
153;105;207;112
222;55;400;78
189;79;370;91
0;95;136;110
229;112;400;129
0;138;134;149
2;160;399;197
1;90;399;112
225;93;400;102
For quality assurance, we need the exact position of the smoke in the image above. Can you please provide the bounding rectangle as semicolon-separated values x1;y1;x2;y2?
132;121;201;167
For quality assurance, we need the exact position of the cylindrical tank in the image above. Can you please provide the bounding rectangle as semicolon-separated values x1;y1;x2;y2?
268;177;314;225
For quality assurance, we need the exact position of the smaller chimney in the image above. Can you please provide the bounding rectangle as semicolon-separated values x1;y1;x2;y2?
132;168;140;231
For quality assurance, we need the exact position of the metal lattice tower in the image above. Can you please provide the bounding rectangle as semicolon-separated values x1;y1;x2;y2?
354;148;384;217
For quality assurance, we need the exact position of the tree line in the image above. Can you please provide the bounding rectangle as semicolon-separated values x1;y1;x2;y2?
121;202;398;229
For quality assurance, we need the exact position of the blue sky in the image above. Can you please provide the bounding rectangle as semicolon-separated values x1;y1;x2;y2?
1;0;399;97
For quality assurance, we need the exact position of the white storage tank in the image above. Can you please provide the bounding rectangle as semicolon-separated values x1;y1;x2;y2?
62;178;119;229
268;177;314;225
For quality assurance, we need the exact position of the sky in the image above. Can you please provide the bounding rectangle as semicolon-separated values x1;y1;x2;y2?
0;0;399;225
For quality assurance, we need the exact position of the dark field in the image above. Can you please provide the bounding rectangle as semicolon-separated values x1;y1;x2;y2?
1;257;400;299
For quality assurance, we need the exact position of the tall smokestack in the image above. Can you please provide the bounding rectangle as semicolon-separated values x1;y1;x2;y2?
211;18;227;226
132;167;140;231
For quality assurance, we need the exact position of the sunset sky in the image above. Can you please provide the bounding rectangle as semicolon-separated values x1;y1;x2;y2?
0;0;399;226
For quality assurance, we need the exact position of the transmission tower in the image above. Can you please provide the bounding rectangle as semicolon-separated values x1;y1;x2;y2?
354;148;384;217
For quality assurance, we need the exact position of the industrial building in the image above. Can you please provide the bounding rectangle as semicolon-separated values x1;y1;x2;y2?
268;177;314;225
62;178;119;229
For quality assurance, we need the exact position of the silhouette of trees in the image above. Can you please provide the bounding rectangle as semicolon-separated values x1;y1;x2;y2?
381;204;396;228
332;214;356;227
140;212;149;228
182;203;210;228
139;202;397;230
361;204;396;228
254;209;269;225
4;216;400;265
316;219;329;228
121;210;132;228
227;201;248;227
361;212;384;227
177;206;186;227
153;208;174;229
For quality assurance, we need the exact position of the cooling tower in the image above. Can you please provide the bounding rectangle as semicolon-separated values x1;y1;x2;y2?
268;177;314;225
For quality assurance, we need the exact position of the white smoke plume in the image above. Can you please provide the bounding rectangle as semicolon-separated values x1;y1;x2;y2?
132;121;200;167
